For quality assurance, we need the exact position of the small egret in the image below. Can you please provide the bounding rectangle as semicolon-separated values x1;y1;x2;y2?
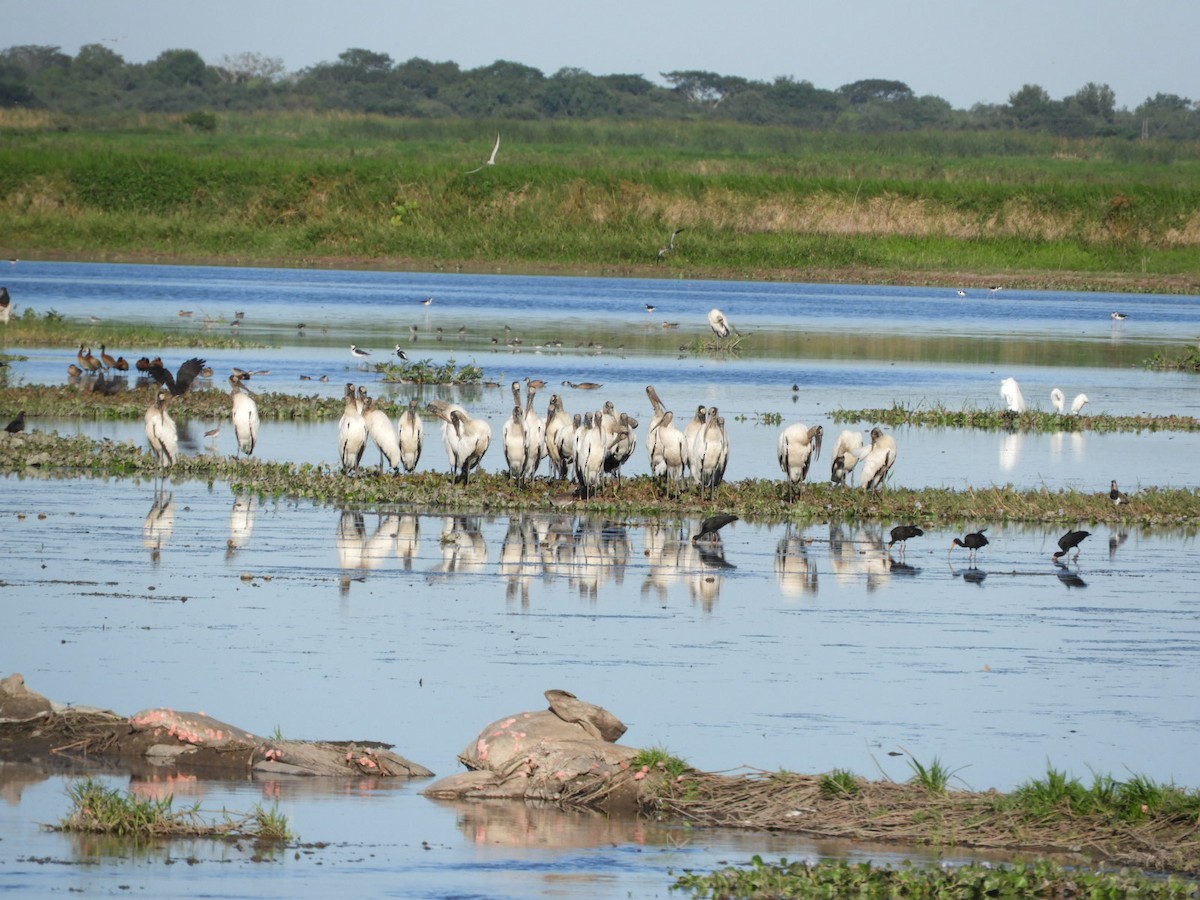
1000;377;1026;413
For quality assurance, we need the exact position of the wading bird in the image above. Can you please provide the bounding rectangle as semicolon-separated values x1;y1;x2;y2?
394;345;409;361
98;344;119;371
397;398;423;473
950;527;989;564
1050;388;1089;414
887;525;924;556
543;394;574;480
654;410;688;495
1052;529;1091;563
144;389;178;469
656;228;684;262
443;409;491;484
860;427;897;491
692;407;729;499
777;422;823;499
707;308;732;340
349;344;370;362
502;406;528;485
1000;377;1026;413
362;394;402;472
148;357;206;396
337;383;367;474
465;133;501;175
229;376;260;457
830;428;865;486
691;514;738;543
1110;479;1130;505
0;286;11;324
1111;311;1128;321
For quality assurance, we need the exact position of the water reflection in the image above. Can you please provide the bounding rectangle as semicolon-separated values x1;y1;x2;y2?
141;488;175;563
437;515;488;575
226;493;256;557
998;429;1022;471
1055;566;1087;589
775;526;818;598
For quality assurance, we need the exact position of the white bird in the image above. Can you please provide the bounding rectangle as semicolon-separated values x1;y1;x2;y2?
956;289;967;297
465;133;501;175
1070;393;1089;414
502;406;528;485
681;404;707;477
692;407;729;498
350;344;371;363
397;398;424;473
860;427;897;491
778;422;823;500
337;383;367;473
435;407;491;484
1050;388;1065;414
394;345;409;361
362;395;402;472
0;286;12;324
655;411;688;495
543;394;575;480
830;429;865;486
1000;377;1026;413
230;376;260;457
144;389;178;469
522;381;546;482
656;228;684;261
707;308;732;340
573;412;606;498
1111;311;1128;321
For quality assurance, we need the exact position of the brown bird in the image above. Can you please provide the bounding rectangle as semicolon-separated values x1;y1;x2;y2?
99;344;118;370
1110;480;1130;506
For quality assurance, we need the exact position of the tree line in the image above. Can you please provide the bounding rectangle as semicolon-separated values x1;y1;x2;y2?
2;43;1198;139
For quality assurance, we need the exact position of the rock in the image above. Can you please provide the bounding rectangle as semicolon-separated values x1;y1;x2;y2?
0;673;53;723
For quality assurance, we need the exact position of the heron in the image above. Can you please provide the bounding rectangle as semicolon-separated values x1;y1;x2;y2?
229;375;260;457
950;527;989;564
397;398;424;473
860;427;897;491
888;525;924;557
144;389;178;469
465;133;501;175
148;357;206;396
1000;377;1026;413
656;228;684;262
362;394;402;472
830;429;866;486
1052;529;1091;563
337;383;367;474
707;308;732;340
777;422;823;500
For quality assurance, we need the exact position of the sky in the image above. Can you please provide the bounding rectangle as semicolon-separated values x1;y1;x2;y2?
6;0;1197;111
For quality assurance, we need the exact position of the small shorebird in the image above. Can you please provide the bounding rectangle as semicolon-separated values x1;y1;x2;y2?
644;303;657;313
988;285;1003;294
956;289;967;297
394;345;409;361
1111;311;1129;321
350;344;371;360
421;297;433;306
465;133;500;175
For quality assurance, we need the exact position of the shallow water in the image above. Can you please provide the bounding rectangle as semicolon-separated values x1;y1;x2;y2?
2;262;1199;896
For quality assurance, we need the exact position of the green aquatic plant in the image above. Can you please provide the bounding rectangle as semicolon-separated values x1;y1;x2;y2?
835;401;1200;433
373;357;483;385
906;754;964;796
632;746;691;780
818;768;861;798
1145;346;1200;373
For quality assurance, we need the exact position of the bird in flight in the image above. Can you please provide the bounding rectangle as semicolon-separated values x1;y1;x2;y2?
657;228;684;261
466;133;501;175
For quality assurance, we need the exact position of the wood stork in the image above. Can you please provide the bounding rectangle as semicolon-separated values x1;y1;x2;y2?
144;389;178;469
693;407;729;499
707;308;732;340
543;394;574;479
655;411;688;495
502;406;528;485
573;412;606;498
229;375;260;457
522;380;546;482
830;429;865;486
440;408;491;484
777;422;823;500
362;395;402;472
860;427;897;491
681;404;707;477
397;398;423;473
148;357;206;396
337;382;367;473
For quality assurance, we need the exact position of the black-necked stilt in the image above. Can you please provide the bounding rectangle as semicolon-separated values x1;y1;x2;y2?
421;297;433;306
350;344;371;360
956;289;967;297
394;345;409;361
1111;311;1128;321
988;285;1003;294
644;303;657;313
465;133;500;175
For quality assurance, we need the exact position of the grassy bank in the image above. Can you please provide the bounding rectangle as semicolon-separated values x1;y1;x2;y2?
2;113;1199;292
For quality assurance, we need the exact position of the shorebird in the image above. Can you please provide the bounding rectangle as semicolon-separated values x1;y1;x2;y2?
988;285;1003;294
394;345;409;361
350;344;371;361
465;133;500;175
644;303;657;313
950;528;989;564
1052;529;1091;563
956;289;967;297
0;287;12;324
1111;311;1128;321
657;228;684;261
421;297;433;306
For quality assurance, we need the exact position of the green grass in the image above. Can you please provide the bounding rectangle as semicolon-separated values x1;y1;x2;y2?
836;402;1200;433
1007;764;1200;823
1;307;266;350
906;754;964;796
373;357;484;385
54;778;294;842
631;746;691;780
818;768;861;799
671;856;1200;898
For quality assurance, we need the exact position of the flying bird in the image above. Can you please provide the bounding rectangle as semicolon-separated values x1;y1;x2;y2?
1052;529;1091;563
147;357;207;396
656;228;684;261
465;133;501;175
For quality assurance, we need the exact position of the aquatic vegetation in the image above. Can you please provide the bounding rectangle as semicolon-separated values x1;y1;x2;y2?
1007;765;1200;823
55;778;294;842
2;307;267;350
906;754;965;796
373;357;484;385
818;768;861;799
1145;346;1200;373
631;746;691;781
672;856;1200;898
836;401;1200;433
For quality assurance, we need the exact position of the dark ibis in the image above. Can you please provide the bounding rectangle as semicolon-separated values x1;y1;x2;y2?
1052;530;1091;563
691;514;738;544
888;525;924;554
950;527;989;564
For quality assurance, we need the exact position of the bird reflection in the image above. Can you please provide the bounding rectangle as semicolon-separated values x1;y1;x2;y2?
226;493;256;557
437;516;488;575
1108;529;1128;560
998;430;1023;471
829;522;890;591
1055;565;1087;589
394;515;421;570
774;525;817;598
642;521;692;603
142;489;175;564
950;563;987;586
335;510;367;570
500;515;542;608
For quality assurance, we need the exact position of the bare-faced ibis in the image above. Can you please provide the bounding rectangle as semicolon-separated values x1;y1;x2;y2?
1052;530;1091;563
950;527;989;564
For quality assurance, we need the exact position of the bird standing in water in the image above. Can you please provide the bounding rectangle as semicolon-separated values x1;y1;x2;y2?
888;525;924;556
1052;530;1091;563
691;514;738;543
950;527;989;564
230;376;260;457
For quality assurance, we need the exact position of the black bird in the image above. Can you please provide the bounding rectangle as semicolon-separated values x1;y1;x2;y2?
691;514;738;543
1110;480;1130;505
1052;530;1091;563
147;357;206;396
949;527;989;563
887;524;924;551
4;410;25;433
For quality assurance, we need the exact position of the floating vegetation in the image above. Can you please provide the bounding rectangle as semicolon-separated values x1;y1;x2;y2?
1145;346;1200;373
836;402;1200;433
373;357;483;385
53;778;294;842
2;430;1197;526
672;856;1200;899
2;308;267;350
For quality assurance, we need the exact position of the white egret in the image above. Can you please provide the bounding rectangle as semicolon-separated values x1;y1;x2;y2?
1000;377;1026;413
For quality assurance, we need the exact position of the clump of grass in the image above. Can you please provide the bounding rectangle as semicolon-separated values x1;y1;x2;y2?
632;746;690;780
671;856;1200;898
373;357;483;384
818;768;861;799
54;778;294;843
1006;764;1200;823
835;401;1200;433
1145;346;1200;372
906;754;964;796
